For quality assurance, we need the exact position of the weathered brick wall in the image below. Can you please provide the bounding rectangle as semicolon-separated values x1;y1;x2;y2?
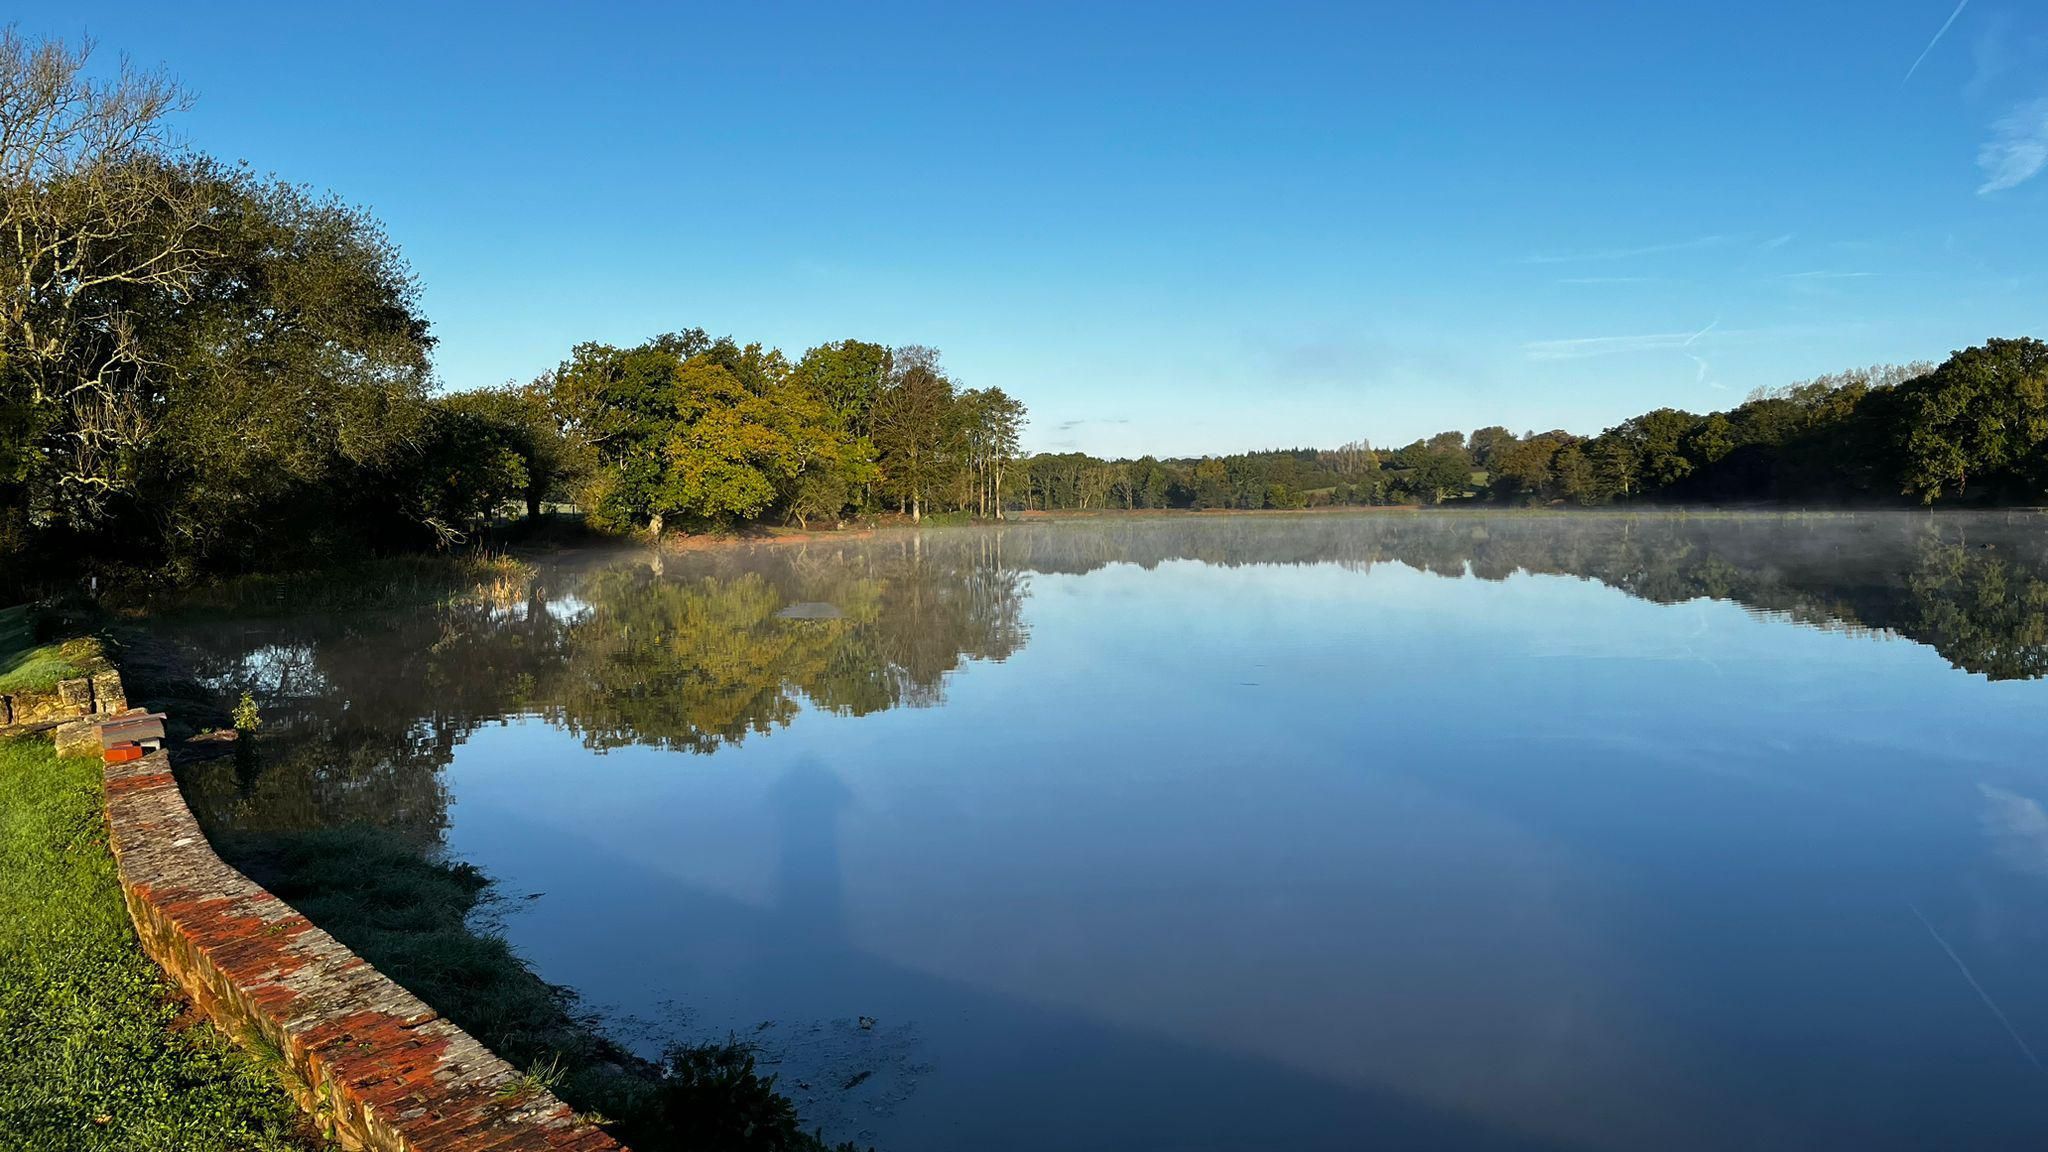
103;749;628;1152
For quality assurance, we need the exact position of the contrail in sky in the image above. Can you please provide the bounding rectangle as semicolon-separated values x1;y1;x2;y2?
1904;0;1970;82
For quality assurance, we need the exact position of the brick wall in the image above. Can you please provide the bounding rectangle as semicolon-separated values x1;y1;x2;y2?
102;748;628;1152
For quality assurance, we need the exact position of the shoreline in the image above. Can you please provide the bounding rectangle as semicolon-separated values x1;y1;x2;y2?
635;501;2048;556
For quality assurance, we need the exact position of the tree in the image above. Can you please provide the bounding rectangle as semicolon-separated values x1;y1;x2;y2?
1902;338;2048;502
650;353;867;529
148;176;437;562
959;387;1025;518
870;349;958;522
442;383;580;519
548;332;706;532
1552;442;1599;504
0;31;440;571
1328;439;1376;478
790;340;891;437
1;31;215;532
1407;448;1470;503
1191;458;1230;509
404;402;530;546
1468;426;1516;472
1490;432;1574;504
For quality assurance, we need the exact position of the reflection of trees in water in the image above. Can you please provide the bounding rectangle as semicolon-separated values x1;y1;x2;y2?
1907;542;2048;681
175;584;575;842
549;537;1029;752
174;513;2048;839
172;538;1030;835
990;512;2048;682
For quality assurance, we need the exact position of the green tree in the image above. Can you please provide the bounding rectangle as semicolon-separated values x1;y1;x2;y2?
405;403;530;546
790;340;891;437
549;332;707;532
1468;426;1516;472
443;384;578;519
653;354;863;528
1902;338;2048;502
1408;448;1471;503
870;348;959;522
1191;458;1231;509
0;32;214;534
959;387;1026;517
146;175;437;563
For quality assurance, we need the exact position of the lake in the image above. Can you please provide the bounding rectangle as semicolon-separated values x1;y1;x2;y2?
173;512;2048;1151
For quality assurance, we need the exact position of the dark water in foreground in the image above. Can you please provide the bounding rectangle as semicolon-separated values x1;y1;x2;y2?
178;513;2048;1151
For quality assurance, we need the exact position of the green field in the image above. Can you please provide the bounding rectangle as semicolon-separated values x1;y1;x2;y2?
0;737;315;1151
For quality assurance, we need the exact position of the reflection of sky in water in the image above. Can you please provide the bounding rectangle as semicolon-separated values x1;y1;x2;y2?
541;592;590;625
201;641;330;698
432;545;2048;1152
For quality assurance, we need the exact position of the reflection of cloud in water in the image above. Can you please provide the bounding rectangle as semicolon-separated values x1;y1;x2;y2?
1980;784;2048;878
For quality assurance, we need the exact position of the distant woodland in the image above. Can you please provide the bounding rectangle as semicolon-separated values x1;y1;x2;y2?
6;31;2048;603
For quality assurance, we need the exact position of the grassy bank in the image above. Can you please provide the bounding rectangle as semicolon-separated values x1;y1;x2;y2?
0;635;97;695
219;823;866;1152
0;737;315;1151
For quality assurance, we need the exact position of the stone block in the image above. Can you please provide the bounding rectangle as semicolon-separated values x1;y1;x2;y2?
91;669;127;714
57;677;93;713
53;716;103;758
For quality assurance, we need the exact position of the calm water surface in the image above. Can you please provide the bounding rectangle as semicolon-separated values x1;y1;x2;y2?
178;513;2048;1150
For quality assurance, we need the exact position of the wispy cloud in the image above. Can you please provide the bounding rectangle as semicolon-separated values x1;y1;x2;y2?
1965;12;2011;99
1979;98;2048;194
1758;233;1796;251
1522;235;1727;265
1904;0;1970;82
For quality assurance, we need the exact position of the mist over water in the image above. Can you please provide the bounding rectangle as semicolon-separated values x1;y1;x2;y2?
176;512;2048;1150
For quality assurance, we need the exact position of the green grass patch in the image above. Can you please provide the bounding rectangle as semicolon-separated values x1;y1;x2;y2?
0;738;316;1151
0;636;105;695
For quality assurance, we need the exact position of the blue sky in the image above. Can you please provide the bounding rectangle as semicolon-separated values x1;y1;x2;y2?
23;1;2048;456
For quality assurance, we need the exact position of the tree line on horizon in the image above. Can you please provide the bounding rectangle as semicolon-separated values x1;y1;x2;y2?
6;30;2048;606
1008;341;2048;514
